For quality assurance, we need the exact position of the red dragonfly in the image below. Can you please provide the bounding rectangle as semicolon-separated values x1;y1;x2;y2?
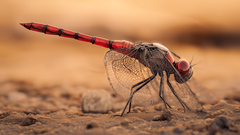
20;22;205;116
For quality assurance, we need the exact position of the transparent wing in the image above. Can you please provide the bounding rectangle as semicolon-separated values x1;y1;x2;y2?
163;75;204;112
104;49;153;106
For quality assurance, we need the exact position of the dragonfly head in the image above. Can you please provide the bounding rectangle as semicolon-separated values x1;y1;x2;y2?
174;59;193;83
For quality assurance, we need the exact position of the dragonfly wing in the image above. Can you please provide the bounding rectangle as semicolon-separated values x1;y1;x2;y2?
163;74;204;112
104;49;153;106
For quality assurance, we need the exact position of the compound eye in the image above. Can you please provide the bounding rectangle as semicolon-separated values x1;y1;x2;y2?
176;59;190;75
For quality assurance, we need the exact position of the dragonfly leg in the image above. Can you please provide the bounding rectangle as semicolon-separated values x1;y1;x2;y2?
113;74;156;117
127;77;151;114
159;72;171;110
127;102;132;114
166;74;190;112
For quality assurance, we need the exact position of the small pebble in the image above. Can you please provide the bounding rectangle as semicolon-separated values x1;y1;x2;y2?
121;119;130;126
8;91;27;102
108;111;113;114
152;111;172;121
86;120;100;129
211;115;229;129
35;122;42;125
205;118;214;124
154;104;164;111
208;115;231;134
161;111;172;120
210;109;225;118
152;115;161;121
173;127;185;134
33;128;51;134
133;107;146;113
233;107;240;113
133;108;141;113
191;124;206;131
20;117;37;126
0;112;10;119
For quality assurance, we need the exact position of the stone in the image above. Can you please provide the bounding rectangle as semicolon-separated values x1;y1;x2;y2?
152;111;172;121
209;109;225;118
133;107;146;113
8;91;27;102
187;123;206;131
208;115;233;134
173;127;185;134
0;112;10;119
152;115;161;121
121;119;130;126
211;116;229;129
154;104;164;111
86;120;100;129
160;110;172;121
82;90;112;113
20;117;37;126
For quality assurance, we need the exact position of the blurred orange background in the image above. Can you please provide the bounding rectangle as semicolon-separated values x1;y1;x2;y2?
0;0;240;99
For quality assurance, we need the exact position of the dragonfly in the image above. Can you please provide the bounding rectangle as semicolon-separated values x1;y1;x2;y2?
20;22;205;116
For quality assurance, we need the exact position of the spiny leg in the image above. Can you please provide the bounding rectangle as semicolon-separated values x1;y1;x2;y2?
127;55;149;114
166;74;189;112
127;73;156;114
159;72;171;109
114;74;156;117
127;78;150;114
126;74;156;115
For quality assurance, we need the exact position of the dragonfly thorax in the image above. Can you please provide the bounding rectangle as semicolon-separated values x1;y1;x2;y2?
136;43;193;84
135;43;175;74
152;43;194;83
152;43;169;52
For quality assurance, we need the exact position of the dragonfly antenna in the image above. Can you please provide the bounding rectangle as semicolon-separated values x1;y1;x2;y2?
190;55;194;64
192;60;201;67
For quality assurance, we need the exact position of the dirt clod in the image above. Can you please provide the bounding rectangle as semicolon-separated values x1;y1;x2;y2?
33;128;52;134
20;117;37;126
152;115;161;121
121;119;130;126
233;107;240;113
207;115;233;134
152;111;172;121
173;127;185;134
211;116;229;129
86;120;100;129
209;109;225;118
133;107;146;113
188;123;206;131
154;104;164;111
0;112;10;119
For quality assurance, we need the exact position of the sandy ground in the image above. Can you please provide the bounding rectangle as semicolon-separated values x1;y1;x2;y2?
1;1;240;135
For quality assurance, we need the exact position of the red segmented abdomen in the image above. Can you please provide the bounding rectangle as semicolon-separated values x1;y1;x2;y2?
20;22;134;54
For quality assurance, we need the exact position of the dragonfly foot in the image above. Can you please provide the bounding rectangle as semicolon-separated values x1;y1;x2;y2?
111;114;123;118
126;111;131;114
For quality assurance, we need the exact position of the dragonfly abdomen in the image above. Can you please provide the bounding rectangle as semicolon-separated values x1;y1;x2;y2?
20;22;134;53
